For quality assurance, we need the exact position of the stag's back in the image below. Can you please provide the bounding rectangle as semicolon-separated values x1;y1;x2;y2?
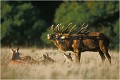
87;32;109;45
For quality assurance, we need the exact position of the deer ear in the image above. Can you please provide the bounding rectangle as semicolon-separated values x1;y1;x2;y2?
17;46;19;52
46;53;49;57
10;48;14;53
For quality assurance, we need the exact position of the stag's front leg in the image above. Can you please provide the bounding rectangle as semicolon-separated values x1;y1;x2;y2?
75;52;81;63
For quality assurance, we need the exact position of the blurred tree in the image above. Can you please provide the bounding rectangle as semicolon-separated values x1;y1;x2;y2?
1;1;47;46
54;1;119;26
43;1;119;49
40;27;54;45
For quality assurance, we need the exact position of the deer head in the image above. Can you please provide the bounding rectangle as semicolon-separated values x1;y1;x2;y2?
10;46;21;60
47;23;89;41
64;53;73;62
42;53;55;64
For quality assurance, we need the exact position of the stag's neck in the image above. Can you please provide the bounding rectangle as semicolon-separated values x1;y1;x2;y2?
52;40;73;51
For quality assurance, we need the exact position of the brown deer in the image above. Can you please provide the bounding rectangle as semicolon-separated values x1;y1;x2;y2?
62;53;73;64
9;47;27;65
47;23;111;64
40;54;55;65
63;53;73;63
9;47;55;65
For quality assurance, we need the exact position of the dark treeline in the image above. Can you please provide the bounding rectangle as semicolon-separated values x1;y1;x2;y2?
1;1;119;50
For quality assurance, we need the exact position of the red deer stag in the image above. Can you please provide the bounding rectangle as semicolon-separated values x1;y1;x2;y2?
9;47;55;65
47;23;111;64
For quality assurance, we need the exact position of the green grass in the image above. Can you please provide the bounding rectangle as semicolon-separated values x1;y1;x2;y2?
1;47;119;79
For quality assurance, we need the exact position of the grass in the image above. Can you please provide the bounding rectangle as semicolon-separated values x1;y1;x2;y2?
1;47;119;79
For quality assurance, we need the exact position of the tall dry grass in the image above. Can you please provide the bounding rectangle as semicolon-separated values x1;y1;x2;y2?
1;47;119;79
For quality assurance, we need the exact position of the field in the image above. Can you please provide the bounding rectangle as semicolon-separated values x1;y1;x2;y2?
1;47;119;79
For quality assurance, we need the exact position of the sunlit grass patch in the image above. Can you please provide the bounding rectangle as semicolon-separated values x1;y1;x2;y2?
1;47;119;79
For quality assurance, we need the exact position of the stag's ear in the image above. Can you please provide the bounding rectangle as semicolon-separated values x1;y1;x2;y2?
61;36;65;39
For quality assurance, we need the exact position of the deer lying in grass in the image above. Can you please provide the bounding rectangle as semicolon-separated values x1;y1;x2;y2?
47;23;111;64
63;53;73;63
41;54;55;64
8;47;55;65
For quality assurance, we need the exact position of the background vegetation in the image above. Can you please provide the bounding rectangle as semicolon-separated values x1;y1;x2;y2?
1;1;119;50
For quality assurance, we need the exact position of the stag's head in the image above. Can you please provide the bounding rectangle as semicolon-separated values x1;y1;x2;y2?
47;23;89;41
47;23;77;41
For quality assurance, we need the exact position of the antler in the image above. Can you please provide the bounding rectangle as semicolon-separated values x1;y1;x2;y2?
51;23;89;34
77;23;89;34
51;24;62;34
68;25;76;34
51;23;78;34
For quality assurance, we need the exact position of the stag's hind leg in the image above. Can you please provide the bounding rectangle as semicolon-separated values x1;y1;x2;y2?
100;47;111;64
102;48;111;64
104;49;111;64
99;40;111;64
99;50;106;63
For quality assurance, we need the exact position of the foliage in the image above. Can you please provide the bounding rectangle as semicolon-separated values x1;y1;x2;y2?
1;1;47;46
54;1;118;26
40;28;54;45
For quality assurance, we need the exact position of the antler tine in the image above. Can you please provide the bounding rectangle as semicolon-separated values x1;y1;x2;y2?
61;26;64;30
51;25;54;30
85;24;88;28
53;24;59;33
66;23;72;29
71;25;77;33
59;23;64;34
63;23;72;33
52;24;59;33
57;24;60;32
68;25;76;34
56;23;63;34
60;26;64;34
57;23;62;34
59;23;62;32
81;23;85;27
78;23;89;33
51;25;55;33
56;24;60;33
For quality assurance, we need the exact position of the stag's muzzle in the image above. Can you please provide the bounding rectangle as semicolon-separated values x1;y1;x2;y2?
47;34;56;40
47;34;51;39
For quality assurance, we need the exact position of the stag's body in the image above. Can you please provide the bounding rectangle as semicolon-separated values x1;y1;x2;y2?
48;23;111;64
